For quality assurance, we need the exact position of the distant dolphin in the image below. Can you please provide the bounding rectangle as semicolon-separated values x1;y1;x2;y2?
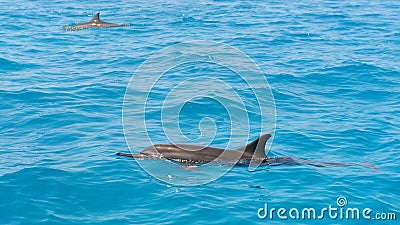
117;134;378;169
63;13;129;31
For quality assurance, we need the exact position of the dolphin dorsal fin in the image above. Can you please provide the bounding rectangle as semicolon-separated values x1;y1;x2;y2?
236;134;271;159
90;13;101;22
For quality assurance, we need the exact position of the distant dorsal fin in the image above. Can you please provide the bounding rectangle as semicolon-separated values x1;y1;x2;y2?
90;13;101;23
235;134;271;159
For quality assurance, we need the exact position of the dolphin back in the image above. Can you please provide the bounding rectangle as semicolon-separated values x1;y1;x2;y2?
234;134;271;159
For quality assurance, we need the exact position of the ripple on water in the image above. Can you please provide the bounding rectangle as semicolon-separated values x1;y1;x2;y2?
0;1;399;224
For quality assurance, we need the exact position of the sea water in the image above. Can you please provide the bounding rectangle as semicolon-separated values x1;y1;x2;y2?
0;0;399;224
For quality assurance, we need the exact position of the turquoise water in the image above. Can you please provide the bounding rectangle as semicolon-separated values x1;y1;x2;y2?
1;0;399;224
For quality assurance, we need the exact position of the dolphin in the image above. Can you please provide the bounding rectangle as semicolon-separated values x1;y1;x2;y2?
117;134;378;169
119;134;272;164
63;13;129;31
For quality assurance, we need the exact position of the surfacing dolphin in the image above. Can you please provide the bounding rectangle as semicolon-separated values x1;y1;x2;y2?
63;13;129;31
117;134;377;169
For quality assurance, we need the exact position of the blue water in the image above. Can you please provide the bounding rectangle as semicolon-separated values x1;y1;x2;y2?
1;0;399;224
